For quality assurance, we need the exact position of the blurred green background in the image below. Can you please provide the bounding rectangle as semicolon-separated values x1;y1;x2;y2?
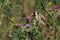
0;0;60;40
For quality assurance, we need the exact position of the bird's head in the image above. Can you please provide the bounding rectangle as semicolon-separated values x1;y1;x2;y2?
32;11;39;17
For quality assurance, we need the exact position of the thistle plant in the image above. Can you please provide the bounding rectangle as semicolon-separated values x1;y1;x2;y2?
0;0;60;40
10;15;41;40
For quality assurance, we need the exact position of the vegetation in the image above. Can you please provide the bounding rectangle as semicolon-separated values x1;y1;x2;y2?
0;0;60;40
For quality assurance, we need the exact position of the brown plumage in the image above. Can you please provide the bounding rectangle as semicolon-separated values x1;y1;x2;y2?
32;11;50;26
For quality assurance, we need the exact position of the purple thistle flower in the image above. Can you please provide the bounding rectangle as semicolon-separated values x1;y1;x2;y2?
57;13;60;19
18;23;22;28
53;5;59;9
25;16;31;21
25;24;30;28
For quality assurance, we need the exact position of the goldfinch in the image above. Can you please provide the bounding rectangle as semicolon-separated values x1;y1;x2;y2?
32;11;50;26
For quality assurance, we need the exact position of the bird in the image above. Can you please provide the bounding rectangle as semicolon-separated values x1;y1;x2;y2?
32;11;50;26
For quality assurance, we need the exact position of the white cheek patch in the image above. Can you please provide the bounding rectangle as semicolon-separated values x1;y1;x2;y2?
35;11;39;20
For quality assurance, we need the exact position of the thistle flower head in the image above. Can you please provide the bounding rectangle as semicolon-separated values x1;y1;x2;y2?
53;5;58;9
18;23;22;28
57;13;60;20
26;30;31;37
25;24;30;28
25;16;30;21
